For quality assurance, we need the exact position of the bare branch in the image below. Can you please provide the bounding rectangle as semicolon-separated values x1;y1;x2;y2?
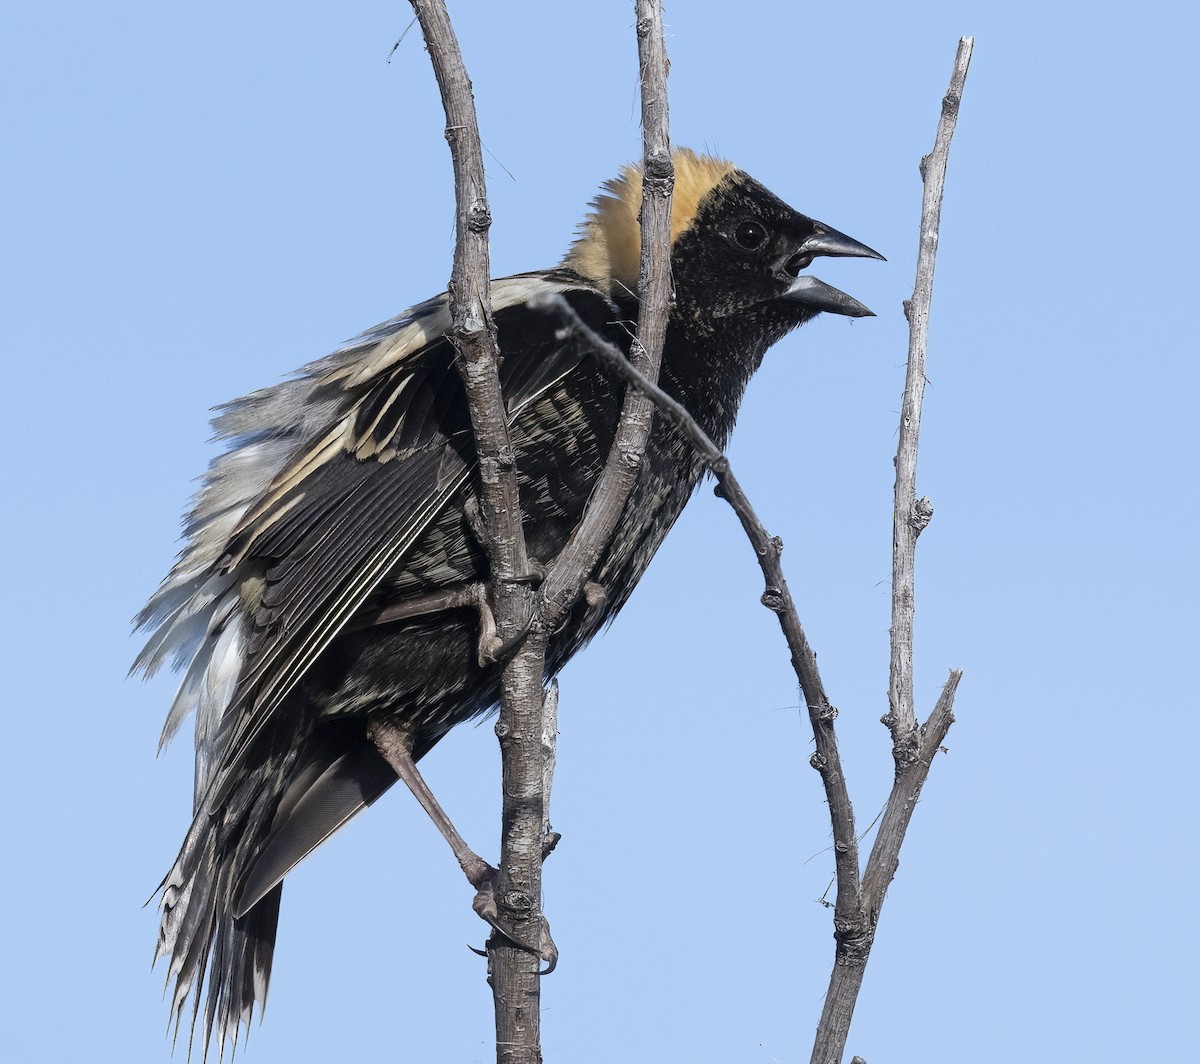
888;36;974;759
535;0;675;630
412;8;967;1064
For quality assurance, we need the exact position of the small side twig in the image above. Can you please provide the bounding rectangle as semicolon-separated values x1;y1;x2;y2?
540;680;561;861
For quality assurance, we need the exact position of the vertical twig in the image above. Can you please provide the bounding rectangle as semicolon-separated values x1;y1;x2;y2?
489;630;552;1064
887;37;974;763
811;37;973;1064
407;1;529;605
535;0;674;622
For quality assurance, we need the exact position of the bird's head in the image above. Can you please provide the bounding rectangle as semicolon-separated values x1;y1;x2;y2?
563;148;883;330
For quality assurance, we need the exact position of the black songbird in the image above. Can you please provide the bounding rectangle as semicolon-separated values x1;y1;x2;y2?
135;148;881;1052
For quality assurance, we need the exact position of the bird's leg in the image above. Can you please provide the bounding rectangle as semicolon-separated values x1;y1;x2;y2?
367;718;494;887
353;585;486;630
353;583;506;667
367;719;556;966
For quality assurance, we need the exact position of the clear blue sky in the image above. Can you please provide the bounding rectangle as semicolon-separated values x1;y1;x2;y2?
4;2;1197;1061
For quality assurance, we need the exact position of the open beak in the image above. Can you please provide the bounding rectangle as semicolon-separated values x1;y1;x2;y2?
781;221;884;318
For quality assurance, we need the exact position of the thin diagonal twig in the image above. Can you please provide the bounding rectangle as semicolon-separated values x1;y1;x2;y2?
532;292;863;921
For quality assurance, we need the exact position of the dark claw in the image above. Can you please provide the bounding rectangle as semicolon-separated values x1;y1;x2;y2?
496;560;546;588
482;614;535;665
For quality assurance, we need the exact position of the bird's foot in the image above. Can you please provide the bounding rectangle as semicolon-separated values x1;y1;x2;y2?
350;579;533;668
467;862;558;973
475;564;544;666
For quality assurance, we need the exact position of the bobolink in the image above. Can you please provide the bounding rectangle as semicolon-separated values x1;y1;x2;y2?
135;148;881;1051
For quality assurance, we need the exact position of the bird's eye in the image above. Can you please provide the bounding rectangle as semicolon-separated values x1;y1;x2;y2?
734;220;768;250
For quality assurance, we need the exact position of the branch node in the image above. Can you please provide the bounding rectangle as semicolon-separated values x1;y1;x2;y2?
760;585;786;612
809;751;828;772
467;200;492;233
500;890;536;915
833;919;875;964
891;729;920;771
911;496;934;533
643;147;674;181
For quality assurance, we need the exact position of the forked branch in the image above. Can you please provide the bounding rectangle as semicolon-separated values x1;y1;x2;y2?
411;3;674;1063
